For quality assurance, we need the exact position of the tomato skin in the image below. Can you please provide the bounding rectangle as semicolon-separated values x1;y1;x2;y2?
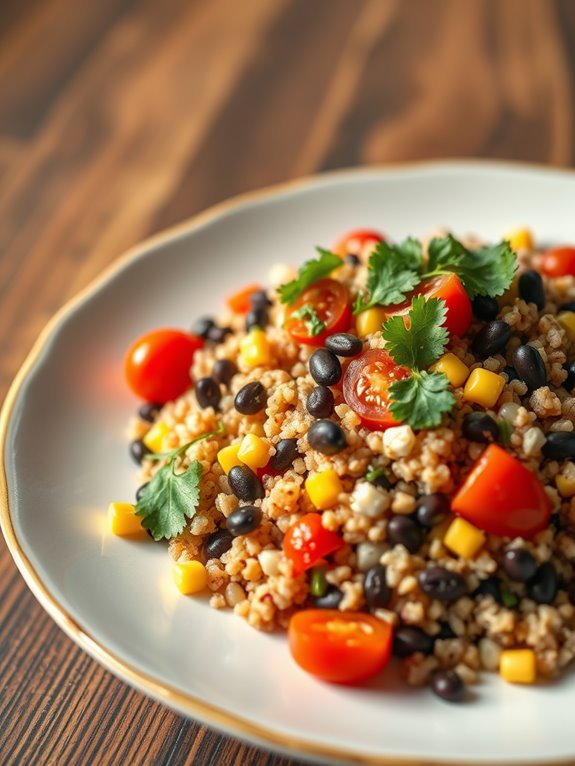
333;228;385;257
227;283;263;314
285;278;352;346
125;329;203;403
342;349;410;430
288;609;393;684
452;444;551;539
538;247;575;277
283;513;345;576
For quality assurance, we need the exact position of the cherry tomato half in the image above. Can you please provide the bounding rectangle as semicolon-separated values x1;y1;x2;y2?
283;513;345;576
342;348;410;430
537;247;575;278
333;228;385;258
125;329;203;403
451;444;551;539
284;278;352;346
288;609;393;684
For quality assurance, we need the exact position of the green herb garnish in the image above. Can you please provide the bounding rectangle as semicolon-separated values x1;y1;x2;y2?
278;248;342;305
501;589;518;609
353;238;423;314
309;567;328;598
365;465;390;487
289;303;326;337
498;419;513;446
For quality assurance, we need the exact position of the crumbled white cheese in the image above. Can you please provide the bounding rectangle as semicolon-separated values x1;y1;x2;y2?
350;481;390;518
258;549;282;577
383;425;416;459
356;542;387;572
523;426;547;457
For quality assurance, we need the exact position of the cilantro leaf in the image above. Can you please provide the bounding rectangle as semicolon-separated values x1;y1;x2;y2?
278;248;342;305
388;371;455;430
382;295;449;370
289;303;326;336
353;239;423;314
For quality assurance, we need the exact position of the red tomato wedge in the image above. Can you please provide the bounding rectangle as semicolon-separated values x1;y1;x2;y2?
125;329;203;403
333;228;385;257
342;349;410;430
288;609;393;684
452;444;551;539
226;283;263;314
284;278;352;346
537;247;575;278
283;513;345;576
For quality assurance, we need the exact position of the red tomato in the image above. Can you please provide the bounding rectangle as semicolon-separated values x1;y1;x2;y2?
226;283;263;314
288;609;393;684
333;228;385;257
385;273;472;338
538;247;575;278
342;349;410;430
283;513;345;576
125;329;203;403
284;278;352;346
452;444;551;539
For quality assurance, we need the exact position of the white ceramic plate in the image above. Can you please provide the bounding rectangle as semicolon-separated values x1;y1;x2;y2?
3;162;575;766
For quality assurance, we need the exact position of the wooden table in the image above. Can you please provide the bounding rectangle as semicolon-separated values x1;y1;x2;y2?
1;1;574;763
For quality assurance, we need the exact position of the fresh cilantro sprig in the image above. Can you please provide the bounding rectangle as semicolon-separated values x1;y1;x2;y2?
278;248;342;305
353;238;423;314
290;303;326;337
382;297;455;430
136;423;224;541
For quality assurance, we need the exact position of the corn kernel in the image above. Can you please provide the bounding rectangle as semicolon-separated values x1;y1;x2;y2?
499;649;536;684
108;502;144;536
443;517;486;559
172;561;208;594
432;353;470;387
355;307;388;338
238;433;270;470
143;420;169;453
505;228;534;253
558;312;575;340
217;443;243;474
305;469;342;510
463;368;505;408
240;328;271;367
556;473;575;498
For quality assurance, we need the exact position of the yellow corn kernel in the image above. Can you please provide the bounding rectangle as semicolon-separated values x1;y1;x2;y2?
143;420;169;453
556;473;575;498
217;443;243;474
558;312;575;340
463;368;505;408
240;328;271;367
108;502;144;536
443;517;486;559
499;649;536;684
432;353;470;387
238;433;270;470
355;307;388;338
505;228;534;253
172;561;208;595
305;469;342;510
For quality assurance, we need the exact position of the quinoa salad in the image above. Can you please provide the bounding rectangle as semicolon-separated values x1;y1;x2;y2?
111;227;575;702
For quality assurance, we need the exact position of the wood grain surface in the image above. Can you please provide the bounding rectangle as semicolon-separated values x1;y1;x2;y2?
1;1;574;764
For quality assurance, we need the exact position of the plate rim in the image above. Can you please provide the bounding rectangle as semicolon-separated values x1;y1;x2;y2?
2;159;575;766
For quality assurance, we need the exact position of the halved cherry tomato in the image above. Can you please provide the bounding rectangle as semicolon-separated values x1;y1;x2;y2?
385;272;472;338
342;348;410;430
226;283;263;314
537;247;575;278
125;329;203;403
452;444;551;539
333;228;385;257
284;278;352;346
288;609;393;684
283;513;345;576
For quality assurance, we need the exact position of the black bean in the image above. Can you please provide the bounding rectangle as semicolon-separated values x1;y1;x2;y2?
306;386;334;418
137;402;162;423
250;290;272;308
512;345;547;391
567;579;575;606
563;360;575;392
130;439;151;465
560;301;575;314
437;621;457;639
462;412;499;443
246;306;268;331
503;365;520;383
191;316;215;339
345;253;360;266
135;482;149;501
207;325;232;343
212;358;238;387
472;320;512;357
393;626;434;658
474;576;502;603
307;420;347;455
418;567;468;601
269;438;299;471
542;432;575;460
502;549;537;582
472;295;499;321
363;564;392;609
416;494;450;527
234;381;267;415
518;270;545;310
195;377;221;409
311;586;343;609
228;465;264;502
309;348;342;386
430;669;465;702
550;513;562;533
367;468;392;490
388;516;424;554
226;505;263;537
325;333;363;357
527;562;558;604
203;529;233;560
